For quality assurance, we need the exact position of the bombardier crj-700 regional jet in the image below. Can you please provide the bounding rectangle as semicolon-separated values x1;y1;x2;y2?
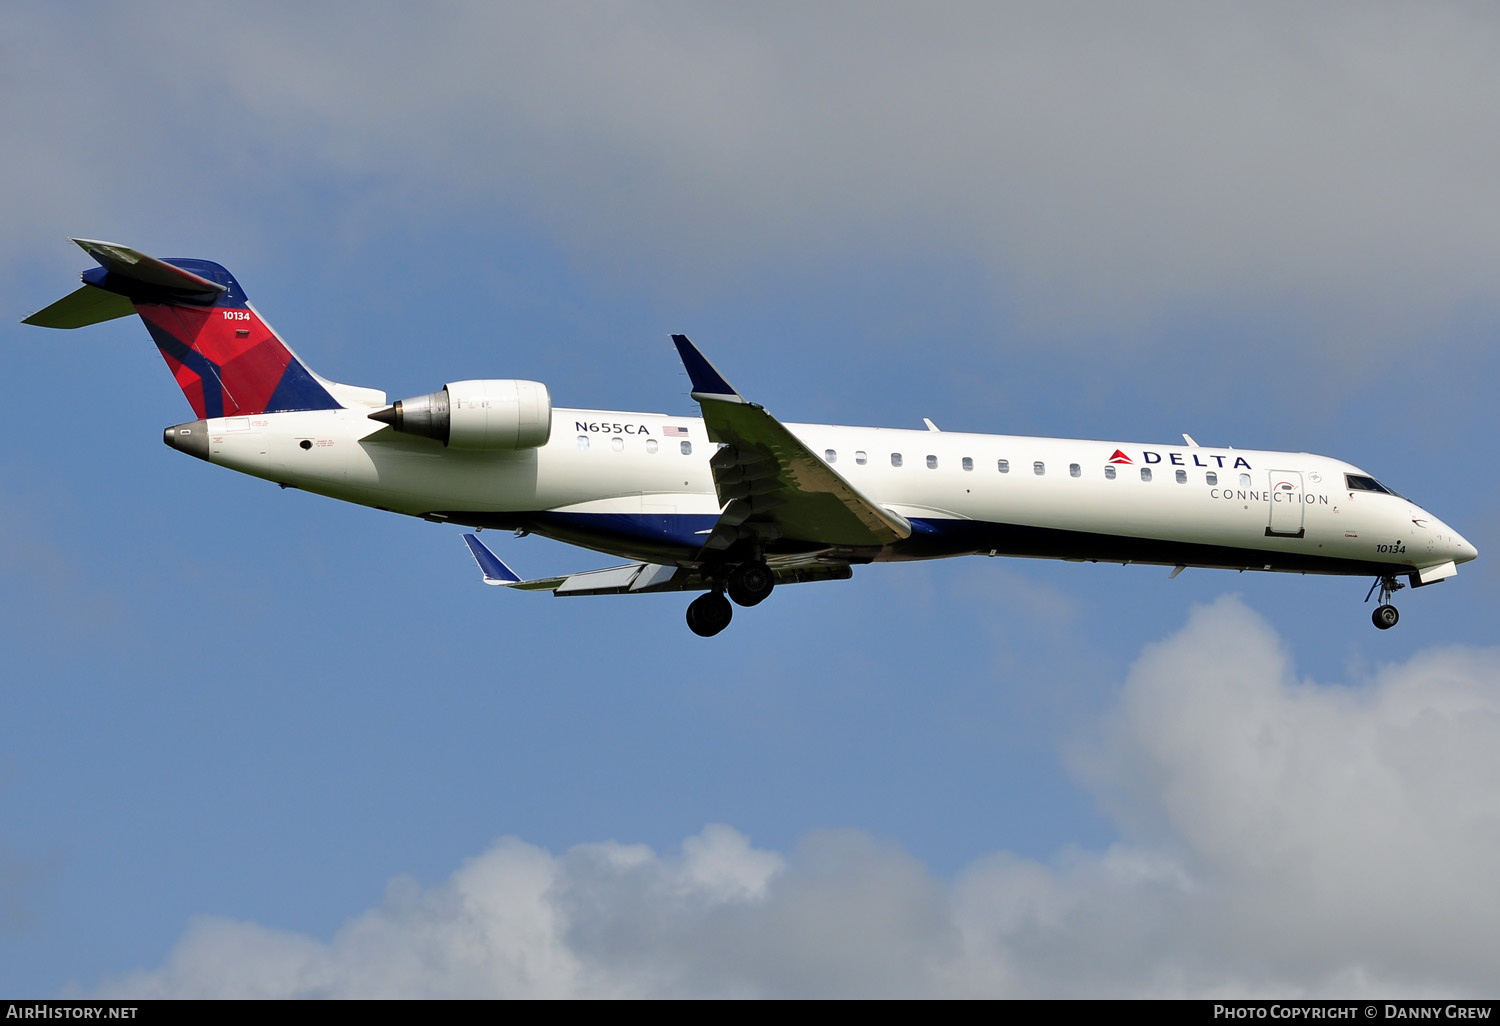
26;239;1478;636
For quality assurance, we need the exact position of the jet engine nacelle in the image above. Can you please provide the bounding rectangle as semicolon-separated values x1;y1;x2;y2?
371;379;552;450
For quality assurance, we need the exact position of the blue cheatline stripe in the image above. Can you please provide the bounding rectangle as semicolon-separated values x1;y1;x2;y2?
529;511;721;551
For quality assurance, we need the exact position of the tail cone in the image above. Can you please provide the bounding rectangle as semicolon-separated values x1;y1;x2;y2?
163;420;210;461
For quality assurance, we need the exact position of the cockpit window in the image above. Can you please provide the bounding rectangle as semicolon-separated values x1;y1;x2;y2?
1345;474;1393;495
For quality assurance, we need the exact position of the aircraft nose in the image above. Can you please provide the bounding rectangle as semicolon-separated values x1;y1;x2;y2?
1410;504;1478;565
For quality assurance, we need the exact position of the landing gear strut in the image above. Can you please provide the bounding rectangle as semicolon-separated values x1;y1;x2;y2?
686;591;734;637
1365;575;1405;630
726;560;775;607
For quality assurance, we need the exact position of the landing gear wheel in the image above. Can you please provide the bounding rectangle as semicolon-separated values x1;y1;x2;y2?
1365;575;1404;631
726;561;775;607
686;592;734;637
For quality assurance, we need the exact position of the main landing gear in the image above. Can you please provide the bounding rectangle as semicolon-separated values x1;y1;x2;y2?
686;592;734;637
726;560;775;607
1365;575;1405;630
685;560;776;637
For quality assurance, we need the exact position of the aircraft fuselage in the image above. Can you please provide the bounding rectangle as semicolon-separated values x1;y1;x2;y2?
174;405;1476;581
31;239;1474;636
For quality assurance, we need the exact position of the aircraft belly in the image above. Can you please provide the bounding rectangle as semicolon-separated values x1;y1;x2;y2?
884;517;1394;575
440;509;719;565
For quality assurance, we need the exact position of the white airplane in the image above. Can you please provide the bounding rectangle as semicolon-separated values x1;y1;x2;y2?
26;239;1478;636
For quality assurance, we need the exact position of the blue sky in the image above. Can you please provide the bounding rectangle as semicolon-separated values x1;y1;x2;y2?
3;2;1499;997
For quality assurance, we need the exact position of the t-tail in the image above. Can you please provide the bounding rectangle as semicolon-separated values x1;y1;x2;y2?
23;239;381;417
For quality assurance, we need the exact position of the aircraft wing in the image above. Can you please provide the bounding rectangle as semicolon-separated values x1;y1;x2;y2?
463;534;851;595
672;335;912;555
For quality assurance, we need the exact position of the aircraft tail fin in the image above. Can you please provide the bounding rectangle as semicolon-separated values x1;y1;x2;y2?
24;239;384;418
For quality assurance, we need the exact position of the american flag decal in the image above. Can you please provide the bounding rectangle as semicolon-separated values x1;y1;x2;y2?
664;425;689;437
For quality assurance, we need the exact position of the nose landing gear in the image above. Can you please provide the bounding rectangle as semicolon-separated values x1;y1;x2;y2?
1365;575;1405;630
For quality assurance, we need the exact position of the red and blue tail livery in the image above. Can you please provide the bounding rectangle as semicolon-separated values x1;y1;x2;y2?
25;239;340;418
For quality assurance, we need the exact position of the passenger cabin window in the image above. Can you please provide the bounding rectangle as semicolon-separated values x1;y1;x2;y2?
611;437;624;452
680;441;693;455
577;436;589;450
1034;461;1045;476
825;449;837;463
1175;469;1186;484
1105;465;1117;480
1069;463;1081;478
891;453;903;467
1141;467;1152;482
997;459;1010;474
962;457;973;471
646;438;658;454
1206;471;1217;485
926;455;938;469
1239;473;1251;487
855;451;868;465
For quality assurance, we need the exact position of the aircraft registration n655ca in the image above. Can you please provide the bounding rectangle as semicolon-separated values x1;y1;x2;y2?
26;239;1478;636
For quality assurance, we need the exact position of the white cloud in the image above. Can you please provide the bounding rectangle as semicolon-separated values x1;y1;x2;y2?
98;597;1500;997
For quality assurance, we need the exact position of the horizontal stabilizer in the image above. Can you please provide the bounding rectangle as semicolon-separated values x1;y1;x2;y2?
25;236;362;417
22;284;136;328
72;238;226;297
23;238;225;329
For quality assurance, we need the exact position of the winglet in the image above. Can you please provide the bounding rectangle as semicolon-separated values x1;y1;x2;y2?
671;334;745;403
462;534;522;585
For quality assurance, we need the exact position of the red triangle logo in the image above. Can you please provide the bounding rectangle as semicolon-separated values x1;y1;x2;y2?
1108;449;1134;464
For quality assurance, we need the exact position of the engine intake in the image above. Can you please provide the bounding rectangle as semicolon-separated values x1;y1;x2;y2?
370;379;552;450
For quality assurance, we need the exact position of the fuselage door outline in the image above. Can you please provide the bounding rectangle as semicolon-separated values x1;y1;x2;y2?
1267;469;1306;538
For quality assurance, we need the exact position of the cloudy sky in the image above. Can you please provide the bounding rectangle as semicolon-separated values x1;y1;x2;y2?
3;1;1498;997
